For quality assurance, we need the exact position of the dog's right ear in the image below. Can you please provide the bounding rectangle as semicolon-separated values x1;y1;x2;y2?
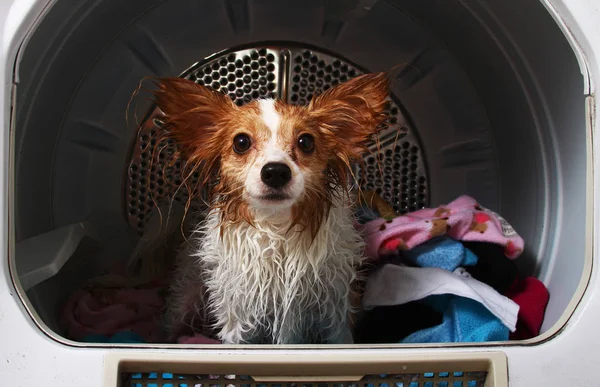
308;72;390;165
152;78;237;165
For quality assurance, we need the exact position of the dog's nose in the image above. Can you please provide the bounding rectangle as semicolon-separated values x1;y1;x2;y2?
261;163;292;188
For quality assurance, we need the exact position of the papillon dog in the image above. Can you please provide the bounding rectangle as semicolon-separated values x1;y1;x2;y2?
151;72;391;344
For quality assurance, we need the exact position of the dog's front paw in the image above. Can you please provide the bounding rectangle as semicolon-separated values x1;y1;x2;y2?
321;323;354;344
218;322;248;344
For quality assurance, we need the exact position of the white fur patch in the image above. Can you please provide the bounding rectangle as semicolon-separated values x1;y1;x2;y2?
244;99;305;209
259;99;285;162
258;99;280;145
166;190;363;344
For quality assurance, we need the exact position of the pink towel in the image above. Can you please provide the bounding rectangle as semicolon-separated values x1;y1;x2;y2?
61;282;168;343
177;334;221;344
357;195;524;259
61;277;223;344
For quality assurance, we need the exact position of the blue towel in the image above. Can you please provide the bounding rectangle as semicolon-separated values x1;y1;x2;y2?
402;237;478;271
82;331;145;343
401;295;509;343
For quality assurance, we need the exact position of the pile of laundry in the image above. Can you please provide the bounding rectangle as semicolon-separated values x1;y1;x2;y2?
60;208;219;344
60;194;549;344
353;194;549;343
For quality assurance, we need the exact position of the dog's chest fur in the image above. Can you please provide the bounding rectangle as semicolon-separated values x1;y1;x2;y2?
189;197;363;344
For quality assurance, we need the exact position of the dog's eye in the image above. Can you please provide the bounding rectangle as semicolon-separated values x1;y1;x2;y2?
233;134;252;154
297;134;315;154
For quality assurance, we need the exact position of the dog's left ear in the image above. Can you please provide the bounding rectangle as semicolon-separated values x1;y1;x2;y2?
308;72;390;163
151;77;237;172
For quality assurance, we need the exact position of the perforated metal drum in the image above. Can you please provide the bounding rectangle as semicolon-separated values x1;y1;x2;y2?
125;45;429;233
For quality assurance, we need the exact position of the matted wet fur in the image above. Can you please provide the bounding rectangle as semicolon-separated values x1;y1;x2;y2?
148;72;390;344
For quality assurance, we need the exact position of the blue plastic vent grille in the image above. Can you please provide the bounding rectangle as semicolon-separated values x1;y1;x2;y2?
121;372;488;387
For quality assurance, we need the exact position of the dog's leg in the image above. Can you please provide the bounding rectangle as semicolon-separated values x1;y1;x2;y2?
318;302;354;344
127;202;186;282
164;248;212;341
315;261;360;345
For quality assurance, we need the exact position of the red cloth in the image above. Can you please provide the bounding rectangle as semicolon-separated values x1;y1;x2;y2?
505;277;549;340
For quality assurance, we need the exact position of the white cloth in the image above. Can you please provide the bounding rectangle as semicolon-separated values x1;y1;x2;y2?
362;264;519;332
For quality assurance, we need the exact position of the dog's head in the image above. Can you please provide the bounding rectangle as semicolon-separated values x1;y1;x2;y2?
152;73;390;232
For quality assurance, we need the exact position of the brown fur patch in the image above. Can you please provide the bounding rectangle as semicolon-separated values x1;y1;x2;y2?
470;221;488;234
396;239;410;251
430;218;449;238
359;190;396;220
151;73;390;237
434;207;451;217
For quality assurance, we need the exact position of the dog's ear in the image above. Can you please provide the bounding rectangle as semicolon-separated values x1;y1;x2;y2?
152;78;236;166
308;72;390;164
